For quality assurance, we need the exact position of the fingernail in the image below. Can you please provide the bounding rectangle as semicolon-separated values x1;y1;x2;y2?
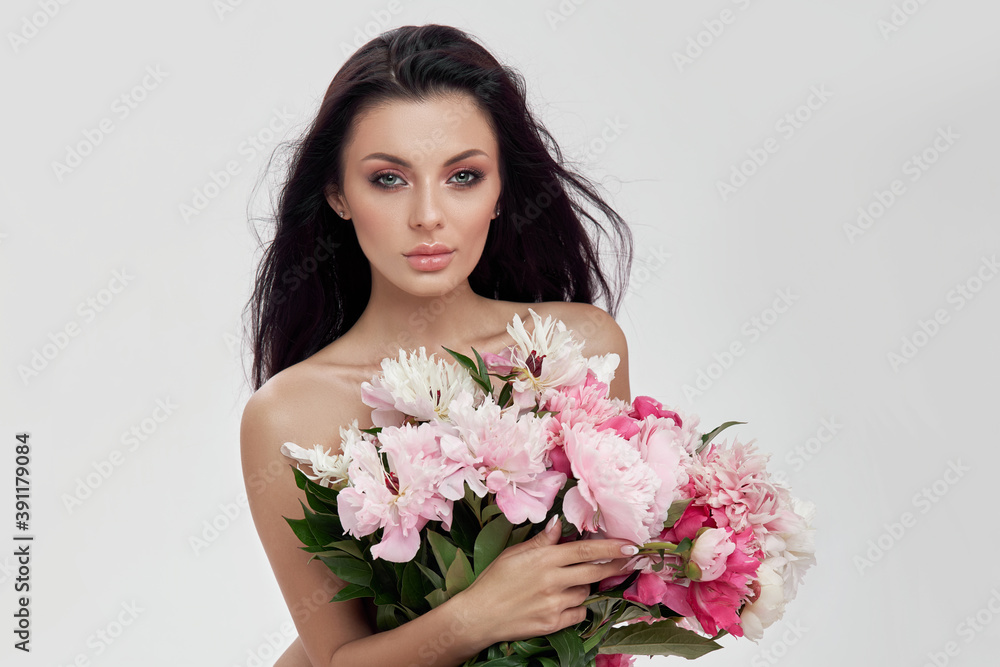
546;515;559;532
620;545;639;556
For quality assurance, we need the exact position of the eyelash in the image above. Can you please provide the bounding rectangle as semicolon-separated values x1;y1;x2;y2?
368;168;486;191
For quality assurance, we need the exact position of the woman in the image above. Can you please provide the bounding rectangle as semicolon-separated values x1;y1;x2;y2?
241;24;638;666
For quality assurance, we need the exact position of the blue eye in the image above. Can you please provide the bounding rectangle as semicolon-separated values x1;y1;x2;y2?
368;168;486;191
450;169;485;188
370;172;403;190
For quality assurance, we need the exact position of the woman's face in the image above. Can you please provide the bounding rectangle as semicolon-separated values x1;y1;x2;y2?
327;92;502;299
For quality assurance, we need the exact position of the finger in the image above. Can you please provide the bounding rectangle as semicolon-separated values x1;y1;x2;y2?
563;583;591;607
562;559;635;586
552;538;636;566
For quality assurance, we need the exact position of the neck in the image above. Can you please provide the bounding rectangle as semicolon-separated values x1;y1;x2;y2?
349;275;496;362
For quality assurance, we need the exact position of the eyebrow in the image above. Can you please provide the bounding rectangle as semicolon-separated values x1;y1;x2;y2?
360;148;488;169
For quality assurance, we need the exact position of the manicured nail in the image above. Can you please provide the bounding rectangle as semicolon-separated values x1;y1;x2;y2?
620;545;639;556
546;515;559;532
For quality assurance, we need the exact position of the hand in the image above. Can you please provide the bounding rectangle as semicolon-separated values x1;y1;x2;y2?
451;516;637;646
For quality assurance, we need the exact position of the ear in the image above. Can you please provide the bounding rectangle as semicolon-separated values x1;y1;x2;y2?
323;183;350;219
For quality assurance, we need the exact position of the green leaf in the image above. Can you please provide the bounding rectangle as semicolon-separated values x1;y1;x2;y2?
323;539;364;559
427;530;459;574
663;498;693;530
615;604;661;624
697;421;747;453
471;346;491;386
302;504;344;545
369;558;403;605
425;588;450;609
317;555;372;587
444;549;475;595
284;516;319;547
485;644;506;660
415;561;444;589
442;345;477;373
546;626;586;667
303;485;339;515
302;475;342;504
481;503;504;522
464;484;483;523
291;465;310;490
442;346;493;395
450;501;480;555
478;657;527;666
474;514;513;577
330;583;374;602
510;637;549;657
582;618;615;653
597;618;722;658
497;381;513;409
536;658;559;667
375;604;404;632
400;561;431;613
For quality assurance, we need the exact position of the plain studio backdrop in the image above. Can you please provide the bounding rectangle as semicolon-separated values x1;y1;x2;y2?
2;1;998;665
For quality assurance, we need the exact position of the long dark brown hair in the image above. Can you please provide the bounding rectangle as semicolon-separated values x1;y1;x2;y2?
243;24;634;391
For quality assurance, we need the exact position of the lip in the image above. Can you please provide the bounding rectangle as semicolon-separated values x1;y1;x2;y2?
404;242;453;256
406;250;454;271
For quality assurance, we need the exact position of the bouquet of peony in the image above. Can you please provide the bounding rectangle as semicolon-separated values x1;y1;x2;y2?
281;309;816;666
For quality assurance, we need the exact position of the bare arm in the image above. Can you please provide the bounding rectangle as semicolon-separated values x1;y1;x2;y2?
241;377;497;667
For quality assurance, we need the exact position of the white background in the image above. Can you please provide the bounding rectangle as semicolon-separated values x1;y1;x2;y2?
2;1;999;665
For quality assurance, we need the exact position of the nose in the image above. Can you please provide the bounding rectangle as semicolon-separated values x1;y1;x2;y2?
409;179;444;230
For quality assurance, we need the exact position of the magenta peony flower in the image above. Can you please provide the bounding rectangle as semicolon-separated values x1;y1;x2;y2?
618;502;760;638
596;654;636;666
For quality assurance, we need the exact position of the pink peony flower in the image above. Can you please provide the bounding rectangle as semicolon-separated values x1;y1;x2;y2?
596;654;636;666
684;438;788;557
439;391;566;524
688;527;736;582
561;422;660;545
337;422;458;562
627;396;702;455
628;416;692;534
540;370;623;476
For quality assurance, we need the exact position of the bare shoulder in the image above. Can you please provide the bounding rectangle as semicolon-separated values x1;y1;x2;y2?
241;360;370;462
534;302;627;357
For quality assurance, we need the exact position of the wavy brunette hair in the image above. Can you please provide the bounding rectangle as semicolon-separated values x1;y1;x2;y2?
244;24;634;391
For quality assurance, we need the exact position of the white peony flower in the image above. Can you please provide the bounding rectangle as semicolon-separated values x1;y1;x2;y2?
586;352;620;386
765;497;817;601
280;440;351;490
360;346;482;427
500;308;591;409
739;563;787;642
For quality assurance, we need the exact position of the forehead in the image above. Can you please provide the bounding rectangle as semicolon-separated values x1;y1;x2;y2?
344;92;498;164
